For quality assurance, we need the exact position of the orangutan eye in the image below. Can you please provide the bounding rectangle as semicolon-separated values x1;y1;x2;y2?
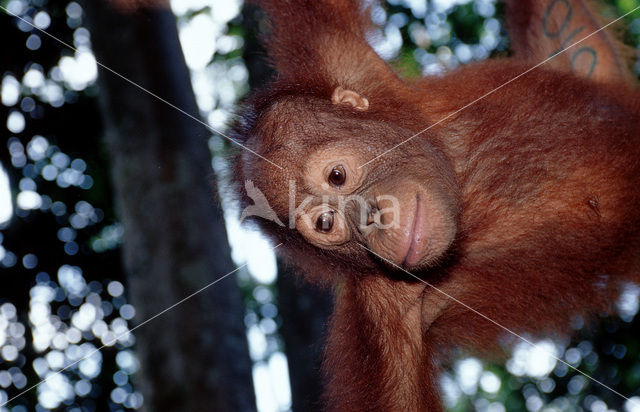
316;211;334;232
328;166;346;186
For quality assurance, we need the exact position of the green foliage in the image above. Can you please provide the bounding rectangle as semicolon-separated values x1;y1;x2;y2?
0;1;136;410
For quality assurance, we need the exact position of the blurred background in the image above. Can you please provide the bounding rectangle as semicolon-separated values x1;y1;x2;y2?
0;0;640;411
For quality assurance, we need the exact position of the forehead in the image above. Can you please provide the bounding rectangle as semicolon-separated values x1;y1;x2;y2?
260;97;396;160
239;99;353;212
239;95;417;210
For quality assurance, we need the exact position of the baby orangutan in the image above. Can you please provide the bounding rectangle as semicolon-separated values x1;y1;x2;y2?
232;0;640;410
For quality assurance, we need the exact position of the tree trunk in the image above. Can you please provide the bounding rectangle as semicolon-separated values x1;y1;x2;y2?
241;4;333;411
276;263;333;411
83;1;256;411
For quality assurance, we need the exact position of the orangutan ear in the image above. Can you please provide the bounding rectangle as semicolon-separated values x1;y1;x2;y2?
331;86;369;111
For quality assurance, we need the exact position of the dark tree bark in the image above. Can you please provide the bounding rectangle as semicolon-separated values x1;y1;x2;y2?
276;262;333;411
83;1;256;411
241;5;333;411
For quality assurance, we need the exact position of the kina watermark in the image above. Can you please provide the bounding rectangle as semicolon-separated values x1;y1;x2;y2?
240;180;401;230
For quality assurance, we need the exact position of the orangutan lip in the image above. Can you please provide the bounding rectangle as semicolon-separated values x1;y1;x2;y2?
402;193;425;268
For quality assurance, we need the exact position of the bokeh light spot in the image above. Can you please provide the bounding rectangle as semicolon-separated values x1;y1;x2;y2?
7;111;25;133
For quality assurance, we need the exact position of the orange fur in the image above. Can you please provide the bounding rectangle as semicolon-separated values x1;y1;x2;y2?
232;1;640;410
505;0;635;81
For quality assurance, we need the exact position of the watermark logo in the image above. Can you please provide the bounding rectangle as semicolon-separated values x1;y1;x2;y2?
240;180;285;227
240;180;401;231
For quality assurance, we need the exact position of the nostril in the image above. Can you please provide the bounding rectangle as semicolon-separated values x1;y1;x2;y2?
367;206;378;226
